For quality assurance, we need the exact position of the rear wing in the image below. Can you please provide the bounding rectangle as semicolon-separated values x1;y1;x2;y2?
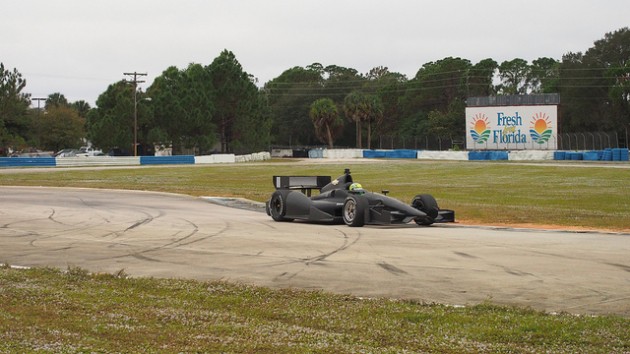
272;175;332;196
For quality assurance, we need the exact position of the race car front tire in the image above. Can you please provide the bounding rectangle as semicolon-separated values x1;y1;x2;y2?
343;195;368;227
411;194;439;226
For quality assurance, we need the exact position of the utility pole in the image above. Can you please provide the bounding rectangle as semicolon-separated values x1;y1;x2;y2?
123;72;147;156
32;97;46;118
32;97;46;109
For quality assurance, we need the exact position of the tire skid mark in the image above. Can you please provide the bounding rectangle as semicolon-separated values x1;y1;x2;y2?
50;246;75;252
258;219;285;229
2;213;63;229
124;209;160;231
19;207;159;248
104;209;164;239
125;217;154;231
131;253;164;263
47;208;109;228
153;218;201;248
27;217;114;246
377;261;408;275
103;218;229;261
28;230;82;248
273;269;304;282
252;228;363;268
47;209;63;225
301;227;361;265
0;230;39;238
490;246;627;278
73;195;164;239
453;251;478;259
163;217;233;249
497;265;535;277
73;197;116;225
36;205;122;243
561;295;630;311
604;262;630;273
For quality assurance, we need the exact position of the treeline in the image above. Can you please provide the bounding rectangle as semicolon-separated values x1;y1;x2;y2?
89;50;271;155
1;28;629;155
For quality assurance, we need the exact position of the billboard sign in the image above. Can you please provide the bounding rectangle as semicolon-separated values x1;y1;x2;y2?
466;105;557;150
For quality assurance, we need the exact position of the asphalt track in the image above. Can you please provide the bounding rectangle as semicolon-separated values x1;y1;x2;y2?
1;186;629;317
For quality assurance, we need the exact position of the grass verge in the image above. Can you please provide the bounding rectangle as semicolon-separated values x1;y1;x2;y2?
2;160;629;352
1;160;629;231
1;266;628;353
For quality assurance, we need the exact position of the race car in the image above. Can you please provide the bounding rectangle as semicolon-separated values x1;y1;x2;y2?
265;168;454;227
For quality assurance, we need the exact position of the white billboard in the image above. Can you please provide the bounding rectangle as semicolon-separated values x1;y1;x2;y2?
465;105;558;150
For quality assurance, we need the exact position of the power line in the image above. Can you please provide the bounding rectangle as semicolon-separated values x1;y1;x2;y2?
124;72;147;86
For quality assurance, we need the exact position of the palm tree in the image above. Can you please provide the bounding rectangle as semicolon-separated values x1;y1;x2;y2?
72;100;92;118
344;92;384;149
309;98;343;148
365;95;384;149
343;91;369;148
46;92;69;108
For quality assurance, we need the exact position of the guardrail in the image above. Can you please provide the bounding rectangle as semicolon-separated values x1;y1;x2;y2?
0;157;56;167
2;148;628;169
553;148;629;161
0;152;269;168
291;148;629;162
55;157;140;167
140;155;195;165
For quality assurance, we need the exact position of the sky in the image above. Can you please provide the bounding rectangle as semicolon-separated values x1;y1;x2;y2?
3;0;629;107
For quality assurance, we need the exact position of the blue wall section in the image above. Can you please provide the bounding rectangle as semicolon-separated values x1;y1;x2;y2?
0;157;56;167
385;149;417;159
140;155;195;165
363;150;417;159
468;151;508;161
553;149;629;162
362;150;387;158
2;149;628;168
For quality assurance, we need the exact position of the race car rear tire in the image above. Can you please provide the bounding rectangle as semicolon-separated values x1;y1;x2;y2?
269;191;293;222
411;194;439;226
343;195;368;227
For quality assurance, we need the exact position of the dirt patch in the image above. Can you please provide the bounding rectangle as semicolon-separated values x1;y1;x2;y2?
455;218;630;234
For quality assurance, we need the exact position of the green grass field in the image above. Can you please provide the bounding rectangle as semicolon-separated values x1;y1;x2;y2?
1;159;629;231
1;266;629;353
1;160;629;352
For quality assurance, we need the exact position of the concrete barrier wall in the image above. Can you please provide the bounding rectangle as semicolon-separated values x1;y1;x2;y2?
1;152;271;169
417;151;469;160
271;149;294;158
195;154;236;164
2;149;628;169
469;151;509;161
235;151;271;162
140;155;195;165
363;149;417;159
553;149;629;162
0;157;56;167
55;156;140;167
323;149;364;159
308;149;325;158
508;151;554;161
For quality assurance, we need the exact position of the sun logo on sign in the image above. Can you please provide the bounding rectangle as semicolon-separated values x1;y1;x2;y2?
529;113;552;144
470;113;490;144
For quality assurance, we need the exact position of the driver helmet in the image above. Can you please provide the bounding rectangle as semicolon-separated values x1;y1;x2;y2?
349;183;365;194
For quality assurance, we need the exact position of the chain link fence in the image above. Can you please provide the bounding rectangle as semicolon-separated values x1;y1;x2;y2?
376;136;464;151
376;129;628;151
556;131;628;150
271;129;629;153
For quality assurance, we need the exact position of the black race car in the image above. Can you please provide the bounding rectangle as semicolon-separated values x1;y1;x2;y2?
265;169;454;227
